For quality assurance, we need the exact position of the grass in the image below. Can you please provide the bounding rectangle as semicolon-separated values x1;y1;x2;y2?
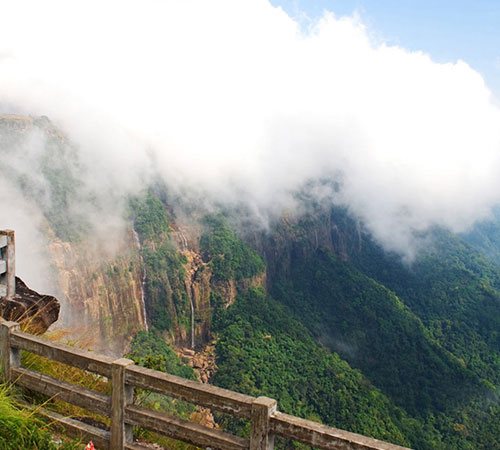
0;383;81;449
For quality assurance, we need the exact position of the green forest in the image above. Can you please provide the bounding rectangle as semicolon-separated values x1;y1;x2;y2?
126;191;500;449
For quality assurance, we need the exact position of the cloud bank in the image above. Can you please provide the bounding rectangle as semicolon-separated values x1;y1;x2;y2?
1;0;500;269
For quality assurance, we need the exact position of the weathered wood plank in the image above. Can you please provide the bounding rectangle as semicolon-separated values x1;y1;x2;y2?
0;260;6;274
12;367;111;415
0;235;7;248
0;321;20;382
110;358;134;448
35;406;110;450
126;404;248;450
10;330;114;377
126;364;254;418
270;412;411;450
250;397;276;450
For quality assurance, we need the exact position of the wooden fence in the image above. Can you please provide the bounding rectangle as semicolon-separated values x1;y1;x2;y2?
0;230;15;299
0;320;410;450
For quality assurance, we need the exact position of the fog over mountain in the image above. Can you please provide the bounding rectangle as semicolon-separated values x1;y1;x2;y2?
1;0;500;269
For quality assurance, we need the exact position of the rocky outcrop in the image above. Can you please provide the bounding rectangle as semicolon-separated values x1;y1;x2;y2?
0;277;60;334
179;342;218;429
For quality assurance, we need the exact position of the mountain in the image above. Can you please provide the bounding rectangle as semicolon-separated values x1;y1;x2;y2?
1;115;499;449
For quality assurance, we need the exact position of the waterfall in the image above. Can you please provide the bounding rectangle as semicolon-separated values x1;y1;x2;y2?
178;229;195;349
132;229;149;332
190;287;195;349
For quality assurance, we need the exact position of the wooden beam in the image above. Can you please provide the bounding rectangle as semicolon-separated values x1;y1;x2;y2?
270;412;411;450
11;367;111;416
35;406;110;450
10;330;114;377
126;364;254;418
126;404;248;450
5;320;414;450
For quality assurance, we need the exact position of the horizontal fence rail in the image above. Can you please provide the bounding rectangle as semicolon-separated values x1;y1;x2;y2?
0;320;411;450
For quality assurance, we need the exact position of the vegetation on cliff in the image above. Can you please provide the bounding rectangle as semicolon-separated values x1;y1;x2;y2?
0;115;88;241
129;192;170;242
128;330;195;380
200;214;265;282
130;191;189;334
351;227;500;388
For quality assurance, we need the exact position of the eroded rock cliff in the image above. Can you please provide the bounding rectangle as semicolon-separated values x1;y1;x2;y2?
49;230;147;354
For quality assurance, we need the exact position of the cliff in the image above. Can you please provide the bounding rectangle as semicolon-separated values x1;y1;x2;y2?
130;193;266;349
49;230;147;354
1;114;148;353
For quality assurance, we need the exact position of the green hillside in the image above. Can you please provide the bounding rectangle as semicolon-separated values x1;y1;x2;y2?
213;288;449;448
209;208;499;449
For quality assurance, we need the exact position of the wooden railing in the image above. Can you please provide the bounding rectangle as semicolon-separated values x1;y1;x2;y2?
0;230;15;299
0;320;410;450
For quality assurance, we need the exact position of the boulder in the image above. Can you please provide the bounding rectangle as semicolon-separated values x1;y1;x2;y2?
0;277;60;334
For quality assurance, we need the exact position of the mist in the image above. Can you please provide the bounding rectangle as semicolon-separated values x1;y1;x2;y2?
1;0;500;274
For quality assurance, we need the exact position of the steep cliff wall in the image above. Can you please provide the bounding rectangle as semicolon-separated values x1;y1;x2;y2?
130;194;266;350
250;208;363;286
1;114;148;354
49;229;147;354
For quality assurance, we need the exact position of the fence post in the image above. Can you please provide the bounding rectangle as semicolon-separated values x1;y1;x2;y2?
0;230;15;299
111;358;135;450
250;396;277;450
0;320;20;382
5;231;15;299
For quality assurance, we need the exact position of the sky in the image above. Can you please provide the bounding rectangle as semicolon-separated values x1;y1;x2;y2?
1;0;500;275
272;0;500;98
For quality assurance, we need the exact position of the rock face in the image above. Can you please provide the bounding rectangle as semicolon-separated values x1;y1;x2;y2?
250;209;363;286
0;277;60;334
49;230;147;355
